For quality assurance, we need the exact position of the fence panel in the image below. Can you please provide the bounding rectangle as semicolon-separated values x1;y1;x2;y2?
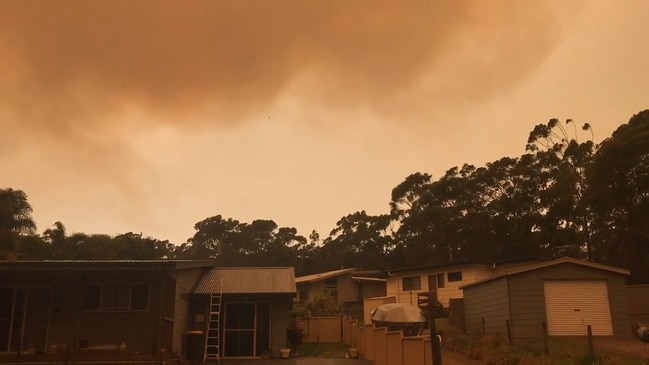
386;332;403;365
297;317;342;343
402;337;425;365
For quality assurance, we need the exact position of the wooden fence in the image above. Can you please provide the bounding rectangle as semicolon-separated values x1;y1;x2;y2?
297;316;437;365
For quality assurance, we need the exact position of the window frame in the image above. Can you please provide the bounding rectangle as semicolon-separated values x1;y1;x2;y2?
401;276;422;291
447;271;463;282
436;273;445;288
82;283;150;312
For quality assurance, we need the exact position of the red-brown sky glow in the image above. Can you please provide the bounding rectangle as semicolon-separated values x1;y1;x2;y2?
2;1;648;243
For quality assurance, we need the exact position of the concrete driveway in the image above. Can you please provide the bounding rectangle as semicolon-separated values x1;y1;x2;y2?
217;358;371;365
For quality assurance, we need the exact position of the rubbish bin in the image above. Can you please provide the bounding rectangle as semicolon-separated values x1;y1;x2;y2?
185;331;204;362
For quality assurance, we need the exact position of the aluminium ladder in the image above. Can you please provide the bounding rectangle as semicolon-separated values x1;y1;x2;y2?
203;279;223;363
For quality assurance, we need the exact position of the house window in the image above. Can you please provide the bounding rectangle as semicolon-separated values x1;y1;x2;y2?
437;273;445;288
402;276;421;291
324;277;338;301
83;284;150;311
298;289;308;302
447;271;463;282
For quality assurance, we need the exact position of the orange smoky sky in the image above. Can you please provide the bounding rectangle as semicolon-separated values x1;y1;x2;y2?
1;1;648;243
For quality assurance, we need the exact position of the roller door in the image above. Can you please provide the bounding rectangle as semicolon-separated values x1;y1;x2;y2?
543;280;612;335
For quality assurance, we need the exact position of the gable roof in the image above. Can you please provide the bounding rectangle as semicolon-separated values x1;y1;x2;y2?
295;268;356;284
461;257;630;289
352;276;386;283
387;256;540;276
194;267;296;294
387;260;480;276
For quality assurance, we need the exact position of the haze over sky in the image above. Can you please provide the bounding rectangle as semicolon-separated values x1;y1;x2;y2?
2;1;648;244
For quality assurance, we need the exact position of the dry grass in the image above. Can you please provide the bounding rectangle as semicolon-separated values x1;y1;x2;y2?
438;323;644;365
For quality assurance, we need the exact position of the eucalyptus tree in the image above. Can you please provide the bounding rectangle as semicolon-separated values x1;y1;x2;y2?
320;211;393;270
587;110;649;283
525;118;596;258
177;215;241;260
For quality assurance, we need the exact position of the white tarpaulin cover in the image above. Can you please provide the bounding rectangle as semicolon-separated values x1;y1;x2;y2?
370;303;426;323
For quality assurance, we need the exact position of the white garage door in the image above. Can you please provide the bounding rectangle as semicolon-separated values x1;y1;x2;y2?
543;280;613;335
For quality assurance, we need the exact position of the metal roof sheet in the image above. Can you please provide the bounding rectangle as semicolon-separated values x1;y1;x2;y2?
295;268;356;284
0;260;215;271
460;257;630;289
194;267;296;294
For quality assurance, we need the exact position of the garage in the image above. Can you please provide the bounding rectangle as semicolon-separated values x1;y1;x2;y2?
462;257;630;338
544;280;612;335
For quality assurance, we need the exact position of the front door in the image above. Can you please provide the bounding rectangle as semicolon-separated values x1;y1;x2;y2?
223;302;270;358
0;287;51;352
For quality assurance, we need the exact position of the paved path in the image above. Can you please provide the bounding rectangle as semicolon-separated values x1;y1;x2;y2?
218;350;484;364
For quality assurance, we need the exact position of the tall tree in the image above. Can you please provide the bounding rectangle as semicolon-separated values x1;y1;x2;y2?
587;110;649;283
321;211;392;270
0;188;37;258
526;118;596;258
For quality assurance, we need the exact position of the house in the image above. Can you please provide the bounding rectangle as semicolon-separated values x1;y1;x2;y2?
385;258;537;308
0;260;296;362
295;268;386;319
461;257;631;337
191;267;296;359
295;268;386;304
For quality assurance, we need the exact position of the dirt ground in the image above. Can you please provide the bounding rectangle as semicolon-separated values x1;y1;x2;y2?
584;336;649;363
440;349;485;364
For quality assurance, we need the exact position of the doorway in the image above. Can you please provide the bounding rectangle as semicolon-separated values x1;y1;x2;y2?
0;287;51;352
223;302;270;358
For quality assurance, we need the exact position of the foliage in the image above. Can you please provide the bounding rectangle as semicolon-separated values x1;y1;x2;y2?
292;296;341;317
0;188;36;257
286;320;304;355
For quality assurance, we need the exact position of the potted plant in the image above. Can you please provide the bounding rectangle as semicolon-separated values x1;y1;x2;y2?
286;320;304;357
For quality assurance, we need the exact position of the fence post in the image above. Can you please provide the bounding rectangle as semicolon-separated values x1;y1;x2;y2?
506;319;513;345
586;325;594;358
542;321;549;353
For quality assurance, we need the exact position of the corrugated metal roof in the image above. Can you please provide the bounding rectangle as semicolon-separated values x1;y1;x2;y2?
460;257;630;289
194;267;296;294
0;260;215;271
295;268;356;284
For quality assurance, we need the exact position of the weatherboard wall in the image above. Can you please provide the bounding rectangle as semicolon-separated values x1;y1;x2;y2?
172;267;207;355
463;276;510;336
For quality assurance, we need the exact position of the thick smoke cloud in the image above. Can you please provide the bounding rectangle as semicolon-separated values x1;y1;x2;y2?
1;0;568;137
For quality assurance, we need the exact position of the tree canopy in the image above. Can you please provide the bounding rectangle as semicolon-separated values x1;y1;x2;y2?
4;109;649;282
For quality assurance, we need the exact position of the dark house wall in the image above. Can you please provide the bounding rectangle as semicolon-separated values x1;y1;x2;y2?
270;295;293;356
4;269;173;354
359;281;387;300
507;264;630;338
298;274;359;304
464;276;510;336
172;268;207;354
336;273;359;303
628;285;649;324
